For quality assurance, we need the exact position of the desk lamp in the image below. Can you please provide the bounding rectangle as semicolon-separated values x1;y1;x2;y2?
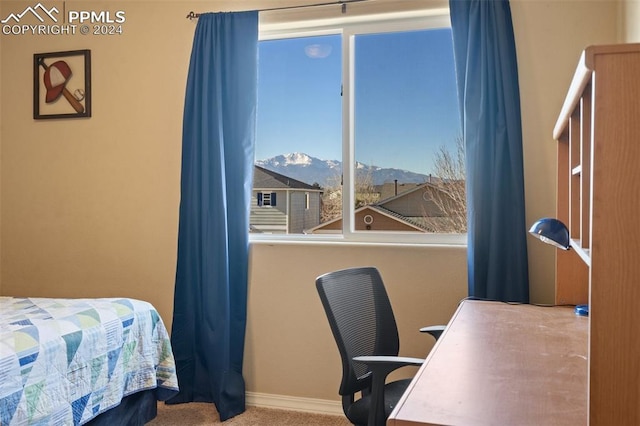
528;217;570;250
528;218;588;316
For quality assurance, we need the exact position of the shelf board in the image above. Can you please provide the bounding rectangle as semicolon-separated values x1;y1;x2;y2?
570;239;591;266
572;165;582;175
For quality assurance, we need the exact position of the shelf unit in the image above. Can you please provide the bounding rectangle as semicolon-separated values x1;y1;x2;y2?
553;43;640;425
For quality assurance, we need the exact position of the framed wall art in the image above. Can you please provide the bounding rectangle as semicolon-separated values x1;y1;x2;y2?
33;49;91;119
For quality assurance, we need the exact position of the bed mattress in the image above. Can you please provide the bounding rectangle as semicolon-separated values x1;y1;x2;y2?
0;297;179;425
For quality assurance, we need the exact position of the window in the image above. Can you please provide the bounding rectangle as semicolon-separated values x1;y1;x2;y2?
257;192;277;207
253;9;464;244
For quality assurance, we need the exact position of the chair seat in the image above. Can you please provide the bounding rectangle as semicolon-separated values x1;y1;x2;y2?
346;379;412;426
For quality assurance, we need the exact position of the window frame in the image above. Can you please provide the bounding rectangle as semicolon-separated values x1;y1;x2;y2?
253;8;466;246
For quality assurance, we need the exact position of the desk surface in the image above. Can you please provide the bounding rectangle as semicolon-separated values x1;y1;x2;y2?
388;300;588;426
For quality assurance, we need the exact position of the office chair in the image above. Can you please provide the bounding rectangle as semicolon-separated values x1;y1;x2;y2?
316;267;445;426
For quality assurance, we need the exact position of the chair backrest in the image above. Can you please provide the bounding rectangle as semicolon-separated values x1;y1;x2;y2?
316;267;400;396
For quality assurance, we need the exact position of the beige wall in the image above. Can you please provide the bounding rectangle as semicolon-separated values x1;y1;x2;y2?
0;0;621;406
622;0;640;41
246;243;466;400
511;0;619;303
0;1;192;324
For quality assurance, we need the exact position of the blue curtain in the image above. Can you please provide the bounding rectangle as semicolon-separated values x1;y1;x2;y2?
449;0;529;302
168;11;258;421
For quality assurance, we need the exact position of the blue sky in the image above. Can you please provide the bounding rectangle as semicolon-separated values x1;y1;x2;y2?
256;28;461;176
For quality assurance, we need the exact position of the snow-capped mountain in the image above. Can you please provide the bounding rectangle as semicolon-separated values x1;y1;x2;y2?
255;153;429;187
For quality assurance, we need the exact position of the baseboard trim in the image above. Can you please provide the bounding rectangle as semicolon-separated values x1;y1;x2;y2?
245;392;343;416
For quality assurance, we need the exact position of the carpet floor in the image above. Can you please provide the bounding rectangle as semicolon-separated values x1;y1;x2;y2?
148;402;352;425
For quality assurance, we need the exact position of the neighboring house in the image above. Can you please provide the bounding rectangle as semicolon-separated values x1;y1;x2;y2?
375;181;423;201
377;182;446;229
251;165;323;234
307;182;454;233
309;204;427;234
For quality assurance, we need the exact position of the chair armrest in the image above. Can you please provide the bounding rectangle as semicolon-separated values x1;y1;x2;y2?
352;356;423;426
420;325;446;340
353;355;423;370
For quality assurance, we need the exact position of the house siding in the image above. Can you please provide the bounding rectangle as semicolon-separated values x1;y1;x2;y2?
288;191;321;234
251;191;287;233
382;188;444;217
355;210;418;231
312;209;421;232
251;190;322;234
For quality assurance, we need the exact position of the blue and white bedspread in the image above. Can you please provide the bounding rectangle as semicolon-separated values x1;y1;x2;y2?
0;297;179;425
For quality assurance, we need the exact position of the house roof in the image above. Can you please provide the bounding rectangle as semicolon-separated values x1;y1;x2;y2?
368;205;427;230
375;182;423;200
377;181;441;205
304;204;428;233
253;165;321;191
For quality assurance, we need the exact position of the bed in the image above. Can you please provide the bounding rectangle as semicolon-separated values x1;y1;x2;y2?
0;296;179;425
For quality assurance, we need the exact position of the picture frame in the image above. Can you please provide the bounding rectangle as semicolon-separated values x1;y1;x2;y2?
33;49;91;120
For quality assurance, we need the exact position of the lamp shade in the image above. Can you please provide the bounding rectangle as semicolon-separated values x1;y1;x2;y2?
528;218;570;250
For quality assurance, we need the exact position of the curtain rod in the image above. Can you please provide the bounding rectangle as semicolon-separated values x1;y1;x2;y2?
185;0;371;20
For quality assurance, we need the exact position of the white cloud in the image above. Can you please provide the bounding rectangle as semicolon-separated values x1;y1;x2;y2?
304;44;332;59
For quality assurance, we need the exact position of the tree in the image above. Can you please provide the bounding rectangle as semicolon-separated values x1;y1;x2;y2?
320;166;380;223
423;136;467;233
320;173;342;223
354;166;378;208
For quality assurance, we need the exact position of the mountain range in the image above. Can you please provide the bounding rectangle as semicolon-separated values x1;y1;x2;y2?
255;153;430;187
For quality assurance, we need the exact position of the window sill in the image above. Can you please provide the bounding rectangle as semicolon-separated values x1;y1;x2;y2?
249;233;467;248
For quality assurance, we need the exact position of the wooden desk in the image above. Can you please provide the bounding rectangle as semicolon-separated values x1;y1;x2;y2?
388;300;588;425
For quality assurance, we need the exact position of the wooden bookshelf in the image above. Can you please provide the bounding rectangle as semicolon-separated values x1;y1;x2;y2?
553;43;640;425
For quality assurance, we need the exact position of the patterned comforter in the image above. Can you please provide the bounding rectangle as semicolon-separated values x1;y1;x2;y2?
0;297;179;425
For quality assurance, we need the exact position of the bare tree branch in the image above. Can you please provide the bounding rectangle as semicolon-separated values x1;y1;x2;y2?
320;166;379;223
423;136;467;233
